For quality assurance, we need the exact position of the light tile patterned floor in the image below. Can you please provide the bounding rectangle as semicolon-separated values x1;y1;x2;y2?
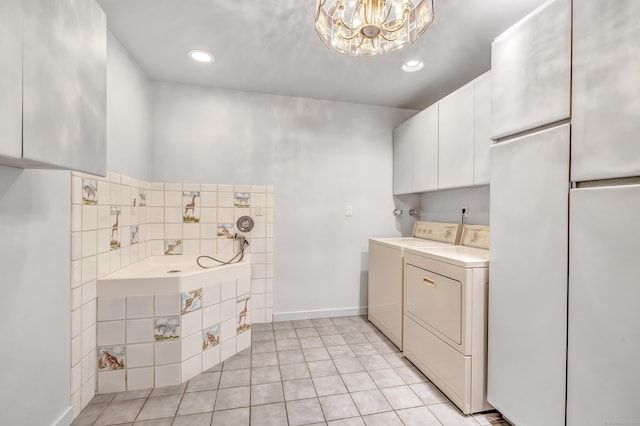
72;316;509;426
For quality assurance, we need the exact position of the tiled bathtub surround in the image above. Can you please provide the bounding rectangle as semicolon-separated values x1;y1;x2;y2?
96;278;252;394
70;171;274;416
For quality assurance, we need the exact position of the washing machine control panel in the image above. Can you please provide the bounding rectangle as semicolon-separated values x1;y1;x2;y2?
413;221;462;244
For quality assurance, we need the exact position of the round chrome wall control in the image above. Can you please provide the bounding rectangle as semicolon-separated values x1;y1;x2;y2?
236;215;255;232
393;209;403;216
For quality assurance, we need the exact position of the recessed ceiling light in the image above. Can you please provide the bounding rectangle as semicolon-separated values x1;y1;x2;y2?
402;60;424;72
188;50;214;63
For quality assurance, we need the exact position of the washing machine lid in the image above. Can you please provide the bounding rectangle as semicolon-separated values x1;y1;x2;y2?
369;237;457;250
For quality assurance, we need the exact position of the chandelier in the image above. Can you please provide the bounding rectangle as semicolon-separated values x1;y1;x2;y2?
315;0;434;56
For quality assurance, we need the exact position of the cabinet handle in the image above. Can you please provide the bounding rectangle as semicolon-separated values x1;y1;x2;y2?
423;277;436;288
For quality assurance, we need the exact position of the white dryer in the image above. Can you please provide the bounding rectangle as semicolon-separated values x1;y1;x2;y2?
402;225;492;414
368;221;462;349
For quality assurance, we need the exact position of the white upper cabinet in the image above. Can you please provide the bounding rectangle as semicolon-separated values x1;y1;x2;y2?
438;81;474;190
0;0;22;160
393;119;413;195
490;0;571;140
22;0;107;175
572;0;640;182
0;0;106;175
412;104;439;193
473;73;491;186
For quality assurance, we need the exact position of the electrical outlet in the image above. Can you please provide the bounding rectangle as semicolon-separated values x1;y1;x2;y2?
462;206;468;218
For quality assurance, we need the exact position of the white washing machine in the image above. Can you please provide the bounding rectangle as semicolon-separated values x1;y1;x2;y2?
402;224;492;414
368;221;463;349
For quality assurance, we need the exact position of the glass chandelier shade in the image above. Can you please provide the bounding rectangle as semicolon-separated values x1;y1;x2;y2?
315;0;434;56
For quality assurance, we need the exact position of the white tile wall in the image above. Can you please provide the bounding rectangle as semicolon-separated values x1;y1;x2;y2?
155;364;181;388
181;311;202;337
155;340;181;366
71;171;274;408
127;319;154;344
128;367;154;391
127;295;154;319
155;294;180;317
97;321;125;346
127;343;154;368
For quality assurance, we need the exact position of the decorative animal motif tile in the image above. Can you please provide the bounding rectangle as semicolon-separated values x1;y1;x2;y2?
217;223;235;239
237;295;251;334
82;179;98;205
202;324;221;350
138;189;147;207
183;191;200;223
110;206;121;250
97;346;125;370
164;239;182;255
181;288;203;315
234;192;250;208
130;225;139;245
154;317;180;341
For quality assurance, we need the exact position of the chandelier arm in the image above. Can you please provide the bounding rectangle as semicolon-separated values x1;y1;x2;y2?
381;8;409;32
379;31;400;42
382;1;393;23
337;16;360;32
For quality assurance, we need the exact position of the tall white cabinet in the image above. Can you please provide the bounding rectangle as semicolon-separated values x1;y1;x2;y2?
488;0;572;425
568;185;640;426
571;0;640;181
567;1;640;425
489;0;640;425
490;0;571;140
0;0;22;160
489;126;570;426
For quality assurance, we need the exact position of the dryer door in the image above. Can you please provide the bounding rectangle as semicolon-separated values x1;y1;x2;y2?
405;263;462;346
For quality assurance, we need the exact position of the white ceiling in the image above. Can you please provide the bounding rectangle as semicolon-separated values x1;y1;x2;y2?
98;0;547;110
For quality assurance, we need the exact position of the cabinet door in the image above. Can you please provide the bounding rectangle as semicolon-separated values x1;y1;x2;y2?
488;124;569;426
572;1;640;182
393;120;413;195
22;0;106;175
491;0;571;140
567;185;640;426
473;72;491;186
0;0;22;160
412;104;438;192
439;82;474;190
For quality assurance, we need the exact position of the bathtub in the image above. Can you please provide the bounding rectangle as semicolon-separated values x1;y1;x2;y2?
97;254;251;297
95;254;252;393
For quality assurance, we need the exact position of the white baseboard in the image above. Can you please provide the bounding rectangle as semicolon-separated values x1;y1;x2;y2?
273;306;368;322
52;406;74;426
